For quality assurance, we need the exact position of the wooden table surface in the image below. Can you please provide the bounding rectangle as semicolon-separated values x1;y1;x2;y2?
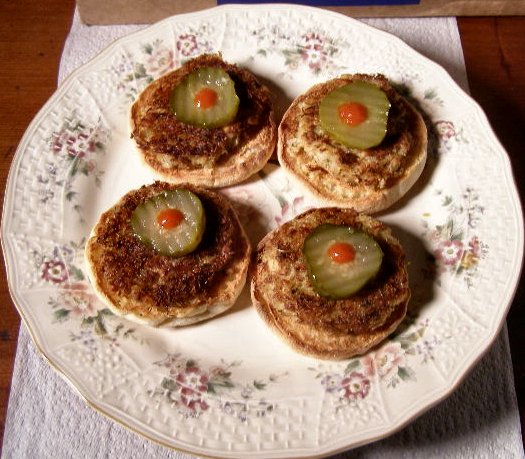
1;0;524;452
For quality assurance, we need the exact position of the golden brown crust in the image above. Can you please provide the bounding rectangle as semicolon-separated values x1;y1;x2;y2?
85;181;251;326
278;74;427;213
251;207;410;360
131;54;277;187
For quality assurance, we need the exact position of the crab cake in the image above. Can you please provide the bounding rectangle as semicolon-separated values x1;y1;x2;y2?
278;74;427;213
130;54;277;188
85;182;250;326
251;207;410;360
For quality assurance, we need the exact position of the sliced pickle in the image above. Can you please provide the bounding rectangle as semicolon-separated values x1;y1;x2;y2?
131;189;206;257
303;224;383;299
319;81;391;150
170;66;240;128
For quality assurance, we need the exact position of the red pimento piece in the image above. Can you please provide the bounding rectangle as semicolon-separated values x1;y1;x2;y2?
327;242;356;264
194;87;218;110
157;208;184;229
338;102;368;126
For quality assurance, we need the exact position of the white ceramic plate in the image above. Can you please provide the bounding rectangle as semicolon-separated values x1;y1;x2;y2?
2;5;523;458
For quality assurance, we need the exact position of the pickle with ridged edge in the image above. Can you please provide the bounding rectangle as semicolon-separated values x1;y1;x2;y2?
131;189;206;257
303;224;383;298
170;66;240;128
319;81;391;150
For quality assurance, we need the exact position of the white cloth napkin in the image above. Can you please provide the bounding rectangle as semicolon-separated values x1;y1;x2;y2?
3;8;524;459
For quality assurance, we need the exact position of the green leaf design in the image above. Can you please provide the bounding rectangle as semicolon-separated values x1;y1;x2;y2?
424;88;437;100
345;360;361;374
253;380;267;390
123;328;135;338
70;265;85;281
134;63;147;79
161;377;178;392
212;379;235;389
404;329;425;344
53;308;70;322
442;195;453;207
94;314;108;336
66;191;77;201
142;43;153;55
396;324;427;350
398;366;415;381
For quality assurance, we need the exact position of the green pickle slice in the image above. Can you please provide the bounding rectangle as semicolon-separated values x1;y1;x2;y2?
303;224;383;299
131;189;206;257
319;81;391;150
170;66;240;128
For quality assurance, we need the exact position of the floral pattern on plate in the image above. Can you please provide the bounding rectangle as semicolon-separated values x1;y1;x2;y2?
434;119;469;152
31;236;138;352
149;353;286;421
36;240;85;286
43;115;108;220
114;31;214;103
310;319;439;412
423;187;488;287
254;25;347;76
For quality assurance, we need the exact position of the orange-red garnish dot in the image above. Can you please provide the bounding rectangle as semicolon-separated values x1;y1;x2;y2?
338;102;368;126
194;87;218;110
327;242;356;264
157;208;184;229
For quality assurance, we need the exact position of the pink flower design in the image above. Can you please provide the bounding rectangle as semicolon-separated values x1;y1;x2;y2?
428;229;441;243
435;120;456;140
468;236;481;257
435;239;464;266
179;390;209;411
145;47;175;76
177;34;198;56
51;128;100;159
340;372;371;401
67;132;92;158
60;284;98;318
301;32;323;52
361;354;375;377
176;366;209;392
175;366;210;412
300;32;327;71
50;132;65;153
41;260;68;284
374;342;405;380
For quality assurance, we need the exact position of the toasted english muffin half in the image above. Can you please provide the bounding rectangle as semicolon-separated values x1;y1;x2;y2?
278;74;427;213
251;207;410;360
130;54;277;188
85;181;250;326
